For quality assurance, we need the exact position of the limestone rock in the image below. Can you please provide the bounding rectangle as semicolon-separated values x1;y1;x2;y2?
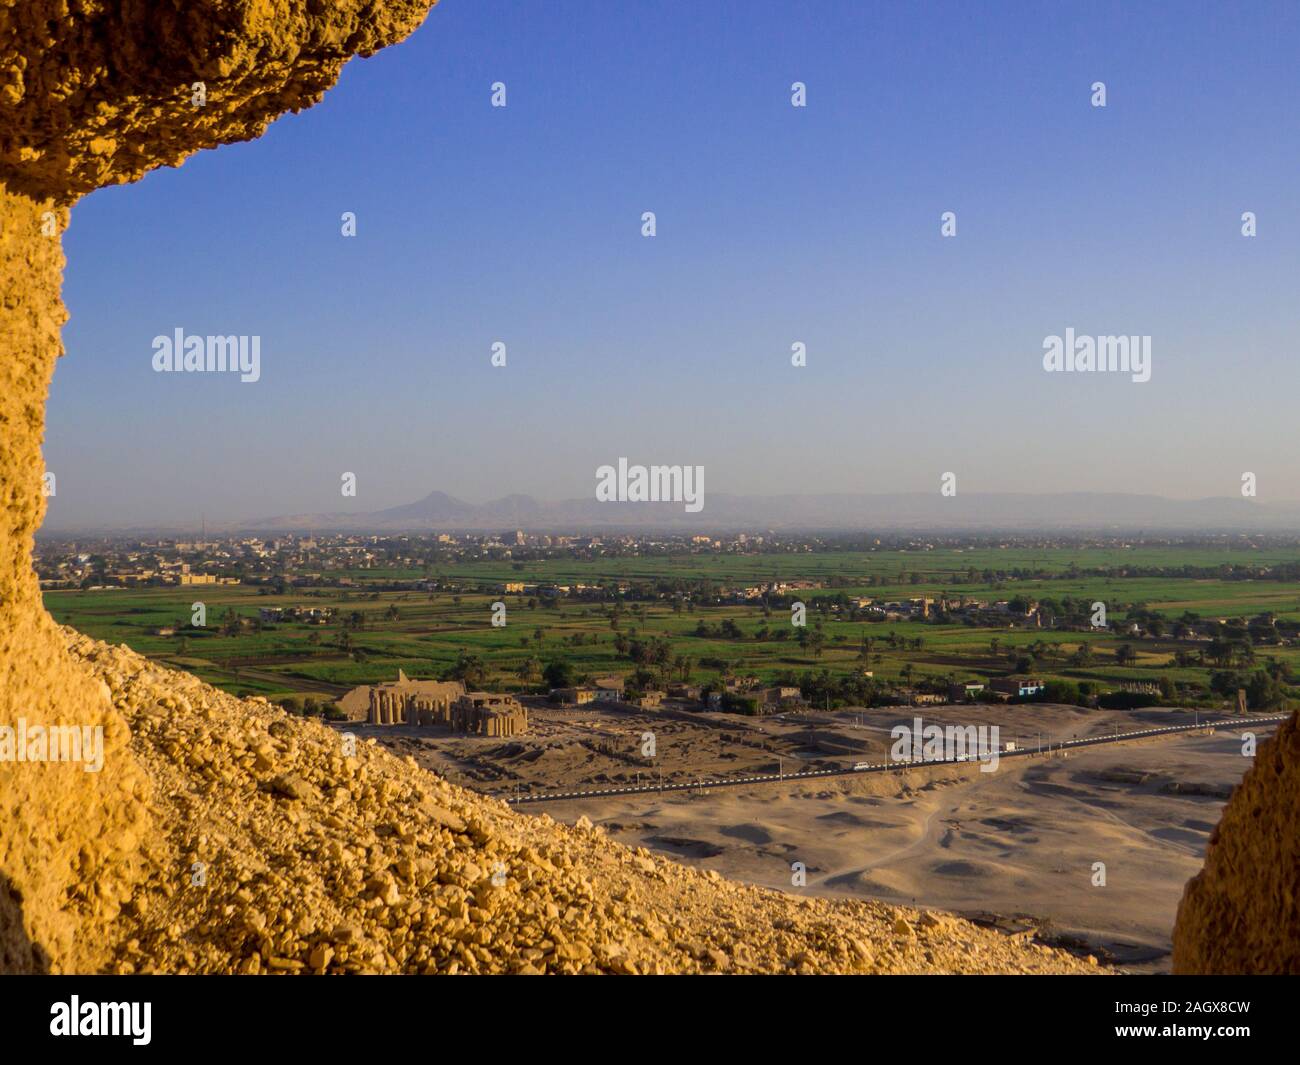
0;0;436;975
0;0;437;203
1172;709;1300;973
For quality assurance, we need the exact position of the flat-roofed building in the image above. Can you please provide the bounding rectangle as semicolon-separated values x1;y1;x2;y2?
989;676;1044;699
551;686;597;706
757;686;804;710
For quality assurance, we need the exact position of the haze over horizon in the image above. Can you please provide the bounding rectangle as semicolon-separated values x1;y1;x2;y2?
44;0;1300;529
37;484;1300;536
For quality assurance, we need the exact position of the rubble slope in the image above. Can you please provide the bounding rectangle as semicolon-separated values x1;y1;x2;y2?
69;632;1098;975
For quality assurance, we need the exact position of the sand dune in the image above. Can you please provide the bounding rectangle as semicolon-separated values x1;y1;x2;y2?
547;726;1273;971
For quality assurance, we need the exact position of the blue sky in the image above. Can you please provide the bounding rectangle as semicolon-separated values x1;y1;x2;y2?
45;0;1300;528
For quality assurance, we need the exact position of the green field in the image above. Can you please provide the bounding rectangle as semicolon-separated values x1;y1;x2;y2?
44;545;1300;709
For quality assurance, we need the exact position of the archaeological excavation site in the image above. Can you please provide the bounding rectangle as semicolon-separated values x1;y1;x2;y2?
1;0;1297;1000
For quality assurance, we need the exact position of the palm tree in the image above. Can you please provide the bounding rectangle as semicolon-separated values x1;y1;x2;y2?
451;650;487;688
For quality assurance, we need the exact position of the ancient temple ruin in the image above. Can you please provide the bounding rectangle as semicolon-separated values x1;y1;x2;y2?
451;692;528;737
366;671;464;725
365;672;527;736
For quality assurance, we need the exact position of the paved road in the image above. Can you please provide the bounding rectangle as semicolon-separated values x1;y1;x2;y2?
500;714;1288;805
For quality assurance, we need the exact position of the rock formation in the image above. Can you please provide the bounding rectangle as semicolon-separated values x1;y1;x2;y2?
0;0;434;974
0;0;435;200
1;132;152;976
1172;712;1300;973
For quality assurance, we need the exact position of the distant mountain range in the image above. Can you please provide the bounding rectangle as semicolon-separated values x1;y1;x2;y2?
202;489;1300;534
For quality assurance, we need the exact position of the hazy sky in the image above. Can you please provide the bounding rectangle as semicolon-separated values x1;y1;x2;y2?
44;0;1300;529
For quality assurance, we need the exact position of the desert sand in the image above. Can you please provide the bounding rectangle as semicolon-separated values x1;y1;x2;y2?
539;720;1270;972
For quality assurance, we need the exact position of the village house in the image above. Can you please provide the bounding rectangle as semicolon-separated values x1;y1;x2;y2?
757;686;805;711
550;686;597;706
592;676;625;701
989;676;1044;699
899;689;947;706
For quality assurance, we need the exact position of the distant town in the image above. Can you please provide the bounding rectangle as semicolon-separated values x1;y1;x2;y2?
35;527;1300;592
37;530;1300;727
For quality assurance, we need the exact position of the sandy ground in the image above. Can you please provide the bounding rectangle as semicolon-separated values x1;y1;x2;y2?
357;701;1272;972
542;724;1273;972
357;699;1213;794
355;699;848;794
